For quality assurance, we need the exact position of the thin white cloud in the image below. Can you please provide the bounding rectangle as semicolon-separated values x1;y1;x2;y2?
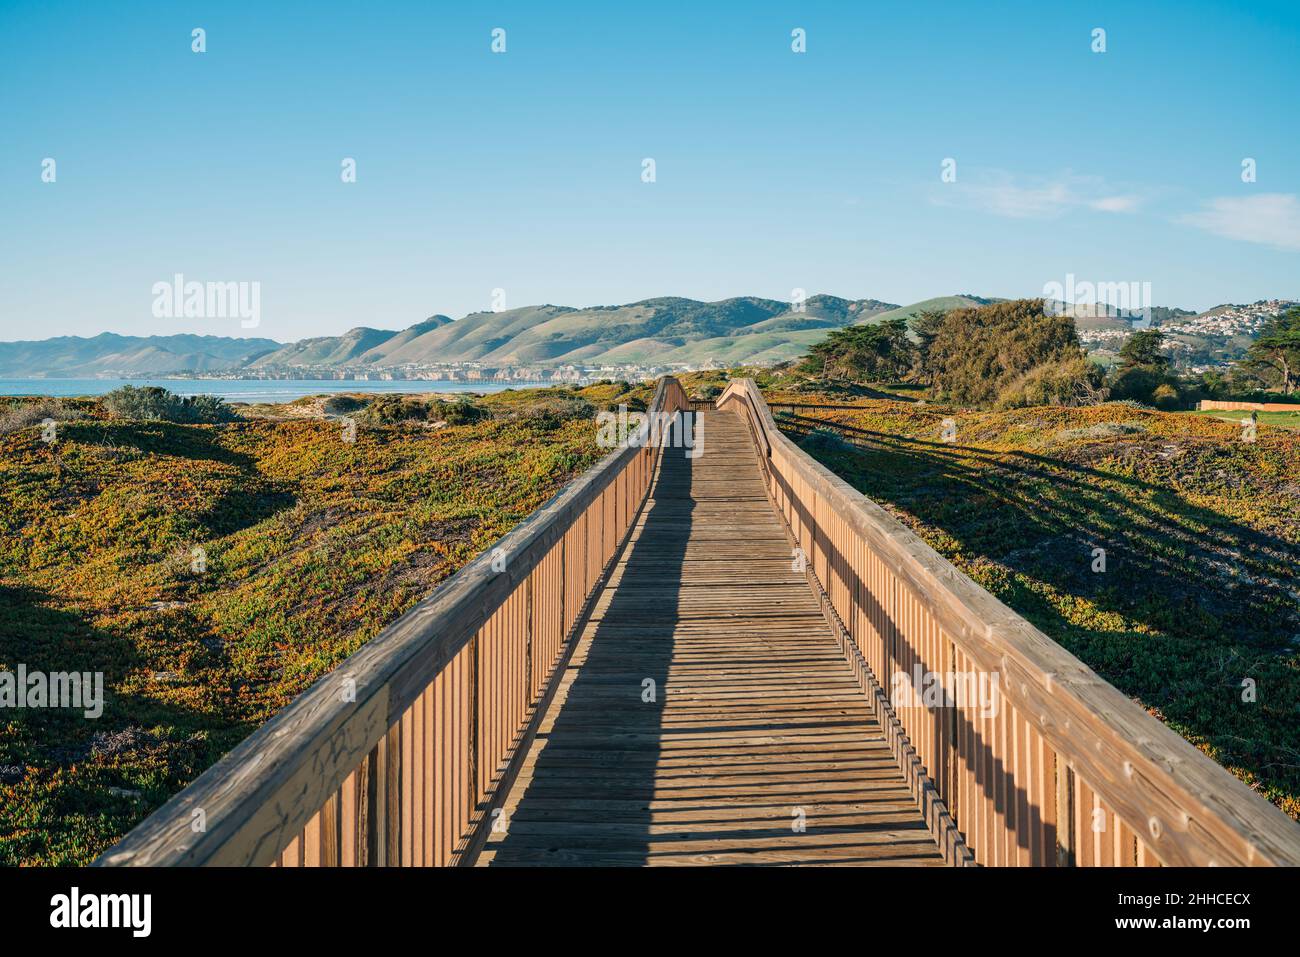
1181;193;1300;252
1089;195;1141;213
930;169;1142;220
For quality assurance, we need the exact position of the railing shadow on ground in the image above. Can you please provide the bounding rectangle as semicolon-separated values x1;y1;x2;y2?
775;413;1300;808
778;412;1299;648
719;378;1300;867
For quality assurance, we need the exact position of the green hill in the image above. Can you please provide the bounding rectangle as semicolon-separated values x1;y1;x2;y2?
253;296;901;369
248;326;400;368
858;295;999;328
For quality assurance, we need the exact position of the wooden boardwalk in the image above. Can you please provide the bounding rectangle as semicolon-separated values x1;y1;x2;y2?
478;410;944;866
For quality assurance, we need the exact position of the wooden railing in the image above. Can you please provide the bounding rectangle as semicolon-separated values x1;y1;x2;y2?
717;379;1300;867
97;377;689;866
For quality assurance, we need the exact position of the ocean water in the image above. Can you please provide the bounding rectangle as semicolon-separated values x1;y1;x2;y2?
0;378;538;403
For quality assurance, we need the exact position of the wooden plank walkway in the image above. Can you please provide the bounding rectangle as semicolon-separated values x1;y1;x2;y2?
477;409;944;866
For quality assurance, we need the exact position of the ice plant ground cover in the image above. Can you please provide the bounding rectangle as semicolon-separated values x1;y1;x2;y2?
0;382;648;865
772;392;1300;821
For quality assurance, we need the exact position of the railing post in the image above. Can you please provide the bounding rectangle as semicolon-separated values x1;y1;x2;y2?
385;721;401;865
1057;762;1076;867
467;630;480;852
356;748;377;868
524;575;534;705
361;743;380;865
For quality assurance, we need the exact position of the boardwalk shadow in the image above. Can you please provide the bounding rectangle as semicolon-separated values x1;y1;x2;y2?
485;420;696;865
487;412;949;865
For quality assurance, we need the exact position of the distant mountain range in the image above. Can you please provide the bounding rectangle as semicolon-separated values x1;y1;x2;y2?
0;296;896;377
1;295;1291;378
0;333;281;378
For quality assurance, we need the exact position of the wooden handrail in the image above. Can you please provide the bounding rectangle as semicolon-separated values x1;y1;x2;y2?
718;378;1300;867
97;377;690;866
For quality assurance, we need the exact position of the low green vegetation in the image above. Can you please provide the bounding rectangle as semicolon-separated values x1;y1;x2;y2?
770;392;1300;819
0;383;639;865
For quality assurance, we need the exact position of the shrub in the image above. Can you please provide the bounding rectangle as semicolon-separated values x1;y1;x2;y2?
1055;422;1148;442
515;396;595;430
358;395;429;424
430;399;487;426
800;427;854;456
185;393;239;423
994;357;1107;410
323;395;368;415
102;386;237;423
0;398;79;435
102;386;180;420
925;300;1087;406
602;395;648;413
1152;383;1182;410
1108;366;1176;406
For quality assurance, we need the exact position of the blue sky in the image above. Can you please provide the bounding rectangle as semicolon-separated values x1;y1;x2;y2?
1;0;1297;343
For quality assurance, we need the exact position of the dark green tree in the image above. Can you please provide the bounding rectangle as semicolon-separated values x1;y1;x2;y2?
910;309;946;384
801;318;914;382
1109;329;1180;406
1118;329;1170;370
1243;306;1300;394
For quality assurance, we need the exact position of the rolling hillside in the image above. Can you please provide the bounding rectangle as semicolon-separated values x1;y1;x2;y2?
0;333;280;378
245;327;399;368
860;295;999;327
308;295;900;369
6;295;1290;377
